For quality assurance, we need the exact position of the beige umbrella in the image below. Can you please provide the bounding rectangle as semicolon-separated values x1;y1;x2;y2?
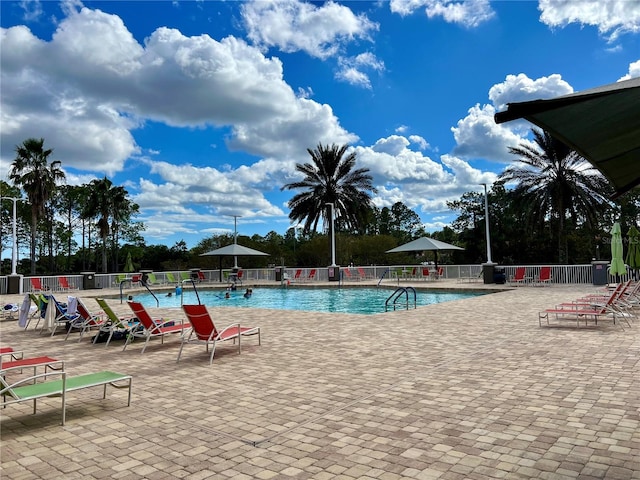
201;244;269;282
386;237;464;268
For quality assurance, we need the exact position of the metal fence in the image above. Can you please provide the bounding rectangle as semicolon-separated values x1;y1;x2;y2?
1;263;634;295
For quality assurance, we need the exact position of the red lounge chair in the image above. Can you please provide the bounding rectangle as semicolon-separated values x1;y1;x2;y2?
538;284;623;327
534;266;552;286
1;355;64;376
124;301;185;353
357;267;369;280
304;269;317;282
293;269;302;281
57;276;78;291
0;347;22;361
64;298;106;342
509;267;528;286
179;304;261;365
343;268;355;281
30;277;44;292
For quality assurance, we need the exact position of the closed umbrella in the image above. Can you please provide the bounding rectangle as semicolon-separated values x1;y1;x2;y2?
625;225;640;280
124;252;135;273
608;222;627;278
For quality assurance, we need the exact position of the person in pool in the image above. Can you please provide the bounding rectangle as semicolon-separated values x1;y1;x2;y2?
225;291;231;299
243;288;252;298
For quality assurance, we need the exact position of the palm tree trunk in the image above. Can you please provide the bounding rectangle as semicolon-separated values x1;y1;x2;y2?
30;210;37;275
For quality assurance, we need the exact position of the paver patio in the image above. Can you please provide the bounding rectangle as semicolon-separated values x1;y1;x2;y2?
1;281;638;479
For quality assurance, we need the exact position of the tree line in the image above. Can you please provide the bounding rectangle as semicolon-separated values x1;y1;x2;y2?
2;135;640;276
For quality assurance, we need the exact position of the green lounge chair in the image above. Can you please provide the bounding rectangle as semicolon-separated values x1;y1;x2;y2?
0;369;132;425
94;299;137;347
166;272;177;285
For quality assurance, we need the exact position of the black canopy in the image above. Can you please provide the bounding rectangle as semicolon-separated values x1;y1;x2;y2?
495;77;640;198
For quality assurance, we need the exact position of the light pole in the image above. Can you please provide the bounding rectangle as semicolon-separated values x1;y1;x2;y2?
231;215;241;269
1;197;21;276
326;203;336;266
481;184;493;264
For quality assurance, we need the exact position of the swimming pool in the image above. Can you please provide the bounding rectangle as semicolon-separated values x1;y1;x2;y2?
131;287;485;315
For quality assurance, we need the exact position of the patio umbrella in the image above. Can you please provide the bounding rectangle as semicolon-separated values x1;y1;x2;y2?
123;252;135;273
608;222;627;278
625;225;640;280
386;237;464;268
201;244;269;282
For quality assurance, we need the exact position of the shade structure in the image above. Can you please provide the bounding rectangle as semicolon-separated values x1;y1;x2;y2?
201;244;269;257
123;252;135;273
625;226;640;278
201;244;270;283
386;237;464;268
494;77;640;199
608;222;627;277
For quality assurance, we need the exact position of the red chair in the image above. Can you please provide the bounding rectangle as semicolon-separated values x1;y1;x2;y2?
64;298;106;342
179;304;260;365
57;276;78;291
534;266;552;286
125;301;185;353
29;277;44;292
509;267;528;286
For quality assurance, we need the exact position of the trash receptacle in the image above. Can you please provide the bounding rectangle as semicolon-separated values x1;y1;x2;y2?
482;263;495;284
275;267;282;282
493;266;506;284
82;272;96;290
592;260;609;286
189;268;200;281
7;274;22;294
328;266;339;282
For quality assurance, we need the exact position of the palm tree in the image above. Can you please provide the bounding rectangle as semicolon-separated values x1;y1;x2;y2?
9;138;65;274
498;129;612;263
84;177;117;273
282;143;377;237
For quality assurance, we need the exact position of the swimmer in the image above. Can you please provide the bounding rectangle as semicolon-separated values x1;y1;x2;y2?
127;295;133;301
243;288;251;298
166;292;172;297
225;292;230;299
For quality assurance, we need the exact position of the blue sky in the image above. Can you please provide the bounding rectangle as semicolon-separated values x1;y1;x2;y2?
1;0;639;255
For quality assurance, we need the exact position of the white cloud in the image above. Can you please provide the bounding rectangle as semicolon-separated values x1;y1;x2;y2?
390;0;495;27
241;0;378;59
539;0;640;41
619;59;640;80
451;103;532;163
448;73;574;163
488;73;573;112
408;135;429;150
0;5;357;172
335;52;385;89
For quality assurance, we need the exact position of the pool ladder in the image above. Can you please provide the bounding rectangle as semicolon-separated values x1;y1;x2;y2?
385;286;417;312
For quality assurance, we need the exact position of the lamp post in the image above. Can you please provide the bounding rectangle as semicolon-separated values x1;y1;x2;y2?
326;203;336;266
1;197;20;276
231;215;241;269
481;183;493;264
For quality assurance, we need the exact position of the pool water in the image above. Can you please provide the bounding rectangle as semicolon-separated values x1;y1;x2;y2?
132;287;485;315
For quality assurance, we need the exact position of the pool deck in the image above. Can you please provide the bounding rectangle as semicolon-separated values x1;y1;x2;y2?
1;280;638;479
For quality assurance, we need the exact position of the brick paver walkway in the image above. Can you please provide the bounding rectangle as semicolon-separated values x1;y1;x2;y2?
1;281;638;479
